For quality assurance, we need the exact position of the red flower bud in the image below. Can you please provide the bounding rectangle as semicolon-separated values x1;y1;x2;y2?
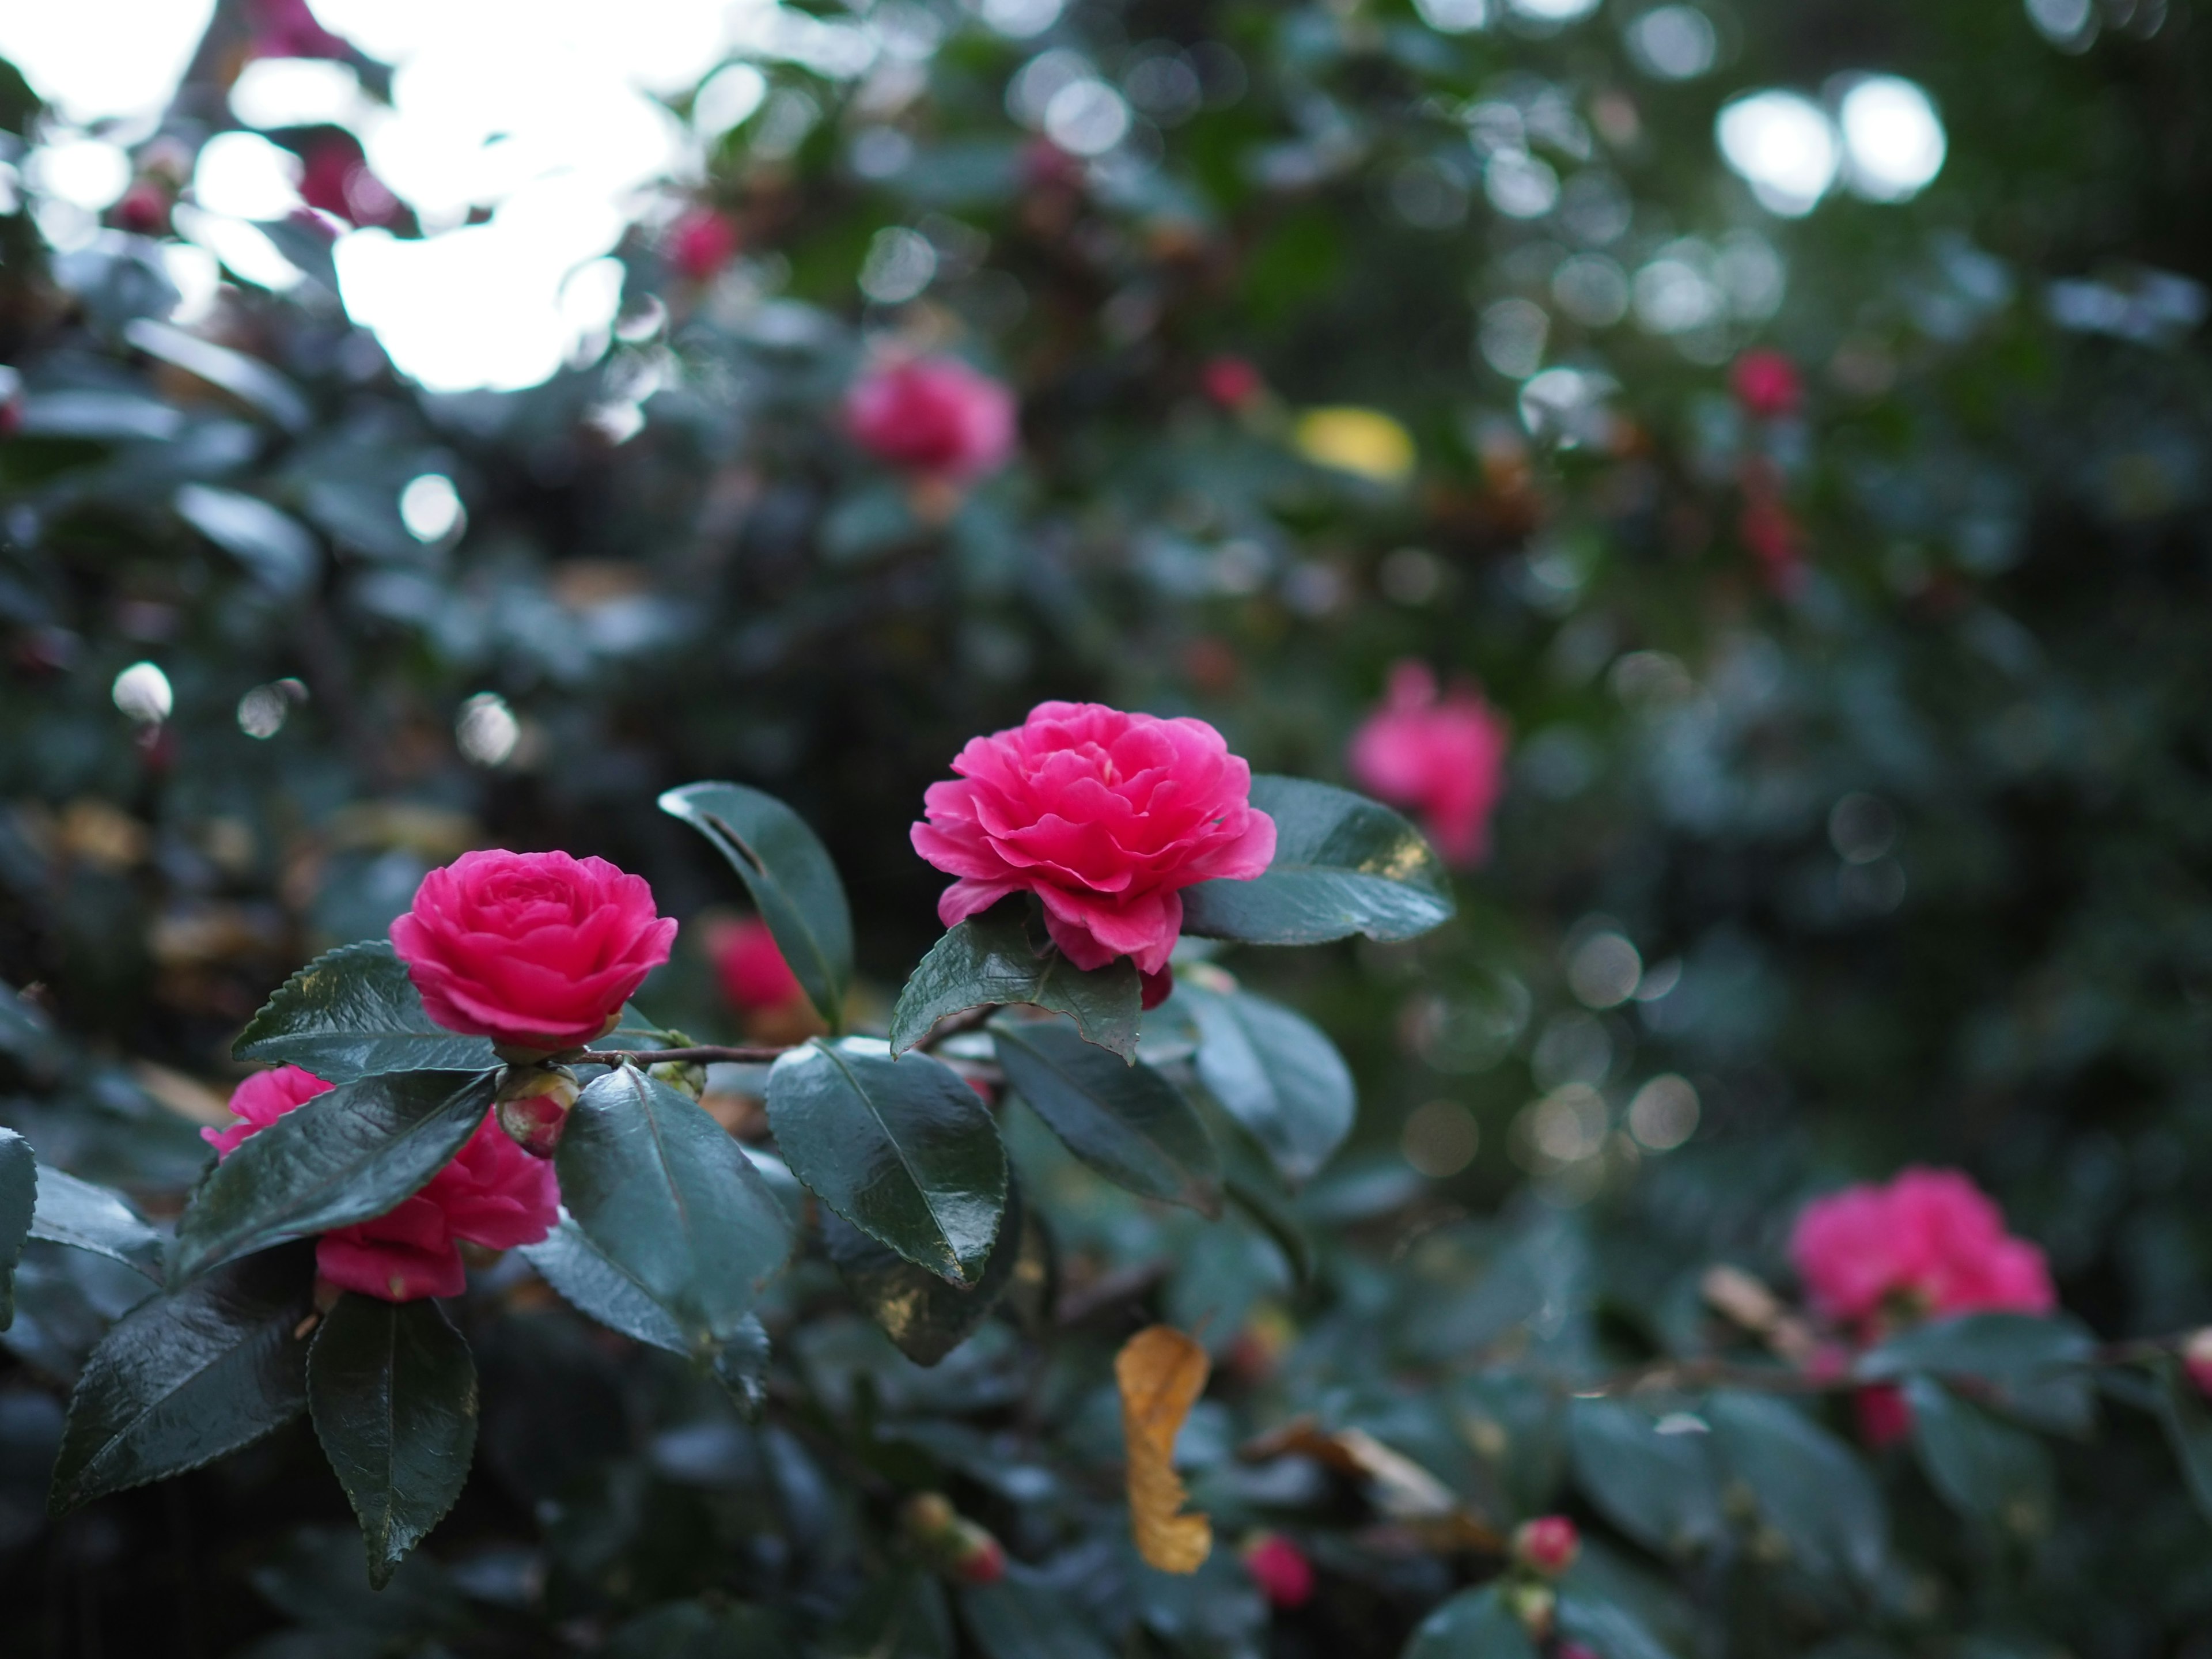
495;1065;581;1158
1511;1514;1580;1578
669;209;740;281
1200;355;1264;412
1241;1533;1314;1608
2183;1328;2212;1397
1729;348;1802;421
113;181;171;237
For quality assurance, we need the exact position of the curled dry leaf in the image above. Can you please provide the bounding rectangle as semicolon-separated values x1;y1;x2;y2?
1240;1416;1502;1552
1115;1324;1213;1573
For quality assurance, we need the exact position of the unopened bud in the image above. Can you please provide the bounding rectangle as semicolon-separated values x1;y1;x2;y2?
900;1491;1006;1584
496;1064;580;1158
1511;1514;1580;1578
2184;1328;2212;1397
649;1058;707;1099
901;1492;957;1540
949;1522;1006;1585
1504;1581;1555;1640
1240;1532;1314;1609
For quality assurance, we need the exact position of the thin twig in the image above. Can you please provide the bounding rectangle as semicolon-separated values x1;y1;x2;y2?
589;1044;791;1067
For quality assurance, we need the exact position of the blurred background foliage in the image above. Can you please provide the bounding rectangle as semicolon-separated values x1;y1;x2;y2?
2;0;2211;1653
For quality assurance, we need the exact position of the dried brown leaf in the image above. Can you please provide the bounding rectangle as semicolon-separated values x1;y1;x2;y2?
1115;1324;1213;1573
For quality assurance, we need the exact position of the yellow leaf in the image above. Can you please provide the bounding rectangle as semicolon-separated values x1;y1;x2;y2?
1116;1324;1213;1573
1292;407;1416;484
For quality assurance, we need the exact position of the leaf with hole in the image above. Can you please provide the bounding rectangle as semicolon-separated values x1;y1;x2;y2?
1185;986;1354;1187
234;941;497;1082
1180;776;1453;946
50;1245;313;1512
660;781;853;1031
767;1039;1005;1286
555;1066;792;1353
172;1070;497;1283
992;1018;1218;1215
309;1293;479;1588
889;901;1141;1059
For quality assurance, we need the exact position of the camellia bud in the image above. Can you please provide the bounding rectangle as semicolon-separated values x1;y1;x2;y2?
495;1064;581;1158
1504;1580;1555;1640
1240;1532;1314;1609
1512;1514;1580;1578
2184;1328;2212;1397
648;1058;708;1099
900;1491;1007;1585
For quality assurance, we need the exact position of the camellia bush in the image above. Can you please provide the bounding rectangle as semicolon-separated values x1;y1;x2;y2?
4;0;2212;1654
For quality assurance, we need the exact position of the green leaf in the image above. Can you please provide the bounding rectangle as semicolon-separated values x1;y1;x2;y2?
555;1065;792;1353
234;941;498;1082
714;1316;772;1419
0;1128;34;1331
1902;1377;2054;1537
1567;1400;1723;1560
520;1213;687;1354
1557;1593;1681;1659
1180;776;1453;946
174;482;321;596
1185;986;1355;1187
1859;1312;2097;1434
1708;1392;1887;1588
31;1165;166;1281
172;1070;497;1284
1402;1585;1539;1659
660;782;853;1031
889;902;1141;1060
766;1039;1006;1286
823;1175;1026;1365
2153;1355;2212;1525
308;1294;479;1589
960;1578;1118;1659
991;1018;1219;1215
50;1245;313;1512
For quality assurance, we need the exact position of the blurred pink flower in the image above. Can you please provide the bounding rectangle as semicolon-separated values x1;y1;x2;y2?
1512;1514;1580;1577
1853;1382;1915;1448
1791;1166;2055;1333
207;1065;558;1302
846;355;1018;483
713;917;803;1012
1200;355;1264;411
1346;662;1510;868
1730;349;1803;420
1241;1533;1314;1608
297;134;403;228
249;0;349;59
912;700;1275;976
669;208;739;281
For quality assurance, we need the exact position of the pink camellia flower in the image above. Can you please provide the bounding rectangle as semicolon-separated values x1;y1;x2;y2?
390;849;677;1051
1791;1166;2055;1334
1242;1533;1315;1609
846;355;1018;483
297;134;403;229
713;917;804;1012
911;702;1277;986
207;1066;558;1301
2184;1330;2212;1397
1512;1515;1581;1578
669;207;739;281
1730;348;1802;421
1346;662;1511;868
1200;355;1264;412
112;181;171;237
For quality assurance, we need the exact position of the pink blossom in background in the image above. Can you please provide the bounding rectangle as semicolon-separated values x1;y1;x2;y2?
207;1066;558;1301
1730;349;1803;421
1346;662;1511;867
1200;355;1264;411
713;917;804;1012
912;701;1275;976
1853;1382;1915;1448
1241;1534;1314;1608
669;208;739;281
1790;1165;2055;1334
249;0;349;59
297;134;403;228
391;849;677;1051
1512;1515;1581;1577
2184;1329;2212;1397
846;356;1018;483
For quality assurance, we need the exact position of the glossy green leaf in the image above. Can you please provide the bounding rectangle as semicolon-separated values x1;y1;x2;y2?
889;902;1141;1059
124;316;312;431
555;1065;792;1352
1557;1593;1681;1659
30;1165;166;1281
1567;1400;1723;1560
960;1577;1117;1659
520;1213;687;1354
0;1128;33;1331
309;1293;478;1589
767;1039;1006;1287
1180;776;1453;946
991;1018;1219;1215
1708;1392;1887;1587
234;941;498;1082
660;782;853;1031
50;1245;313;1512
1185;986;1355;1187
2154;1356;2212;1525
823;1175;1025;1365
172;1070;497;1284
1402;1585;1539;1659
1860;1311;2097;1434
1903;1377;2054;1537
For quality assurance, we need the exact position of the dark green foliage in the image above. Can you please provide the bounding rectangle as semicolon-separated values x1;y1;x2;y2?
889;903;1141;1059
235;941;498;1082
